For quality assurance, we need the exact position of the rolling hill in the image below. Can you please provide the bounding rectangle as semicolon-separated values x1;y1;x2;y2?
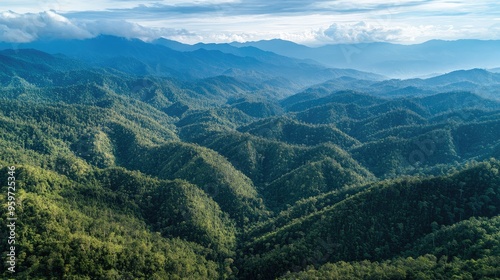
0;37;499;279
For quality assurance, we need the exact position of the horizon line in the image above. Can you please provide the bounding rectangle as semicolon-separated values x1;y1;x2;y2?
2;34;500;48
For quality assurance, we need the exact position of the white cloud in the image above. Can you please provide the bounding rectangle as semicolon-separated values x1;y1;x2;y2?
1;4;500;46
0;24;35;42
0;10;192;43
317;21;422;44
77;20;193;41
0;11;92;42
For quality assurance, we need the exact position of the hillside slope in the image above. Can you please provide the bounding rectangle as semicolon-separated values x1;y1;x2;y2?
0;42;499;279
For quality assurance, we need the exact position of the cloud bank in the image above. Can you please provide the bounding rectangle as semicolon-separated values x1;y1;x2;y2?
0;11;91;42
315;21;434;44
322;22;406;43
1;0;500;46
0;10;191;43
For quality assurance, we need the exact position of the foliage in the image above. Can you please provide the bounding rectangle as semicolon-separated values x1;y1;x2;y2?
0;47;500;279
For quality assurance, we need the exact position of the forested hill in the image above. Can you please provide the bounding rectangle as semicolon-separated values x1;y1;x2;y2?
0;36;383;93
0;41;499;279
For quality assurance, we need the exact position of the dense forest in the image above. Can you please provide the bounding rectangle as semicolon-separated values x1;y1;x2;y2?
0;39;499;279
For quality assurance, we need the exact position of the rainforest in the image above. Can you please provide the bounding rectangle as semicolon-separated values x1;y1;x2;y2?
0;36;499;279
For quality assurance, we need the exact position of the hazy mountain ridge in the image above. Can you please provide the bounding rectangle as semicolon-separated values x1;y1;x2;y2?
0;36;384;89
232;39;500;78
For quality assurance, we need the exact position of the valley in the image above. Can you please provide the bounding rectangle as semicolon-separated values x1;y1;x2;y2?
0;38;499;279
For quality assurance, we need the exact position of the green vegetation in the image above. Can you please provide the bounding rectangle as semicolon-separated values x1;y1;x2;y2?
279;254;500;280
0;48;499;279
0;166;222;279
238;160;500;279
280;216;500;279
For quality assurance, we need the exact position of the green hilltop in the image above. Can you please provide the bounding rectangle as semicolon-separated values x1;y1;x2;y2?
0;45;499;279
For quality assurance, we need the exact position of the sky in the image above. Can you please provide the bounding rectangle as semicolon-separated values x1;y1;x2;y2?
1;1;500;46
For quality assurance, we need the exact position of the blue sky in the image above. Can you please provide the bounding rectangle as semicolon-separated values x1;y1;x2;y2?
1;1;500;45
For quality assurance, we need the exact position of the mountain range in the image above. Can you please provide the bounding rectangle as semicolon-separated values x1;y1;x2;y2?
0;36;499;279
6;36;500;80
231;39;500;78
